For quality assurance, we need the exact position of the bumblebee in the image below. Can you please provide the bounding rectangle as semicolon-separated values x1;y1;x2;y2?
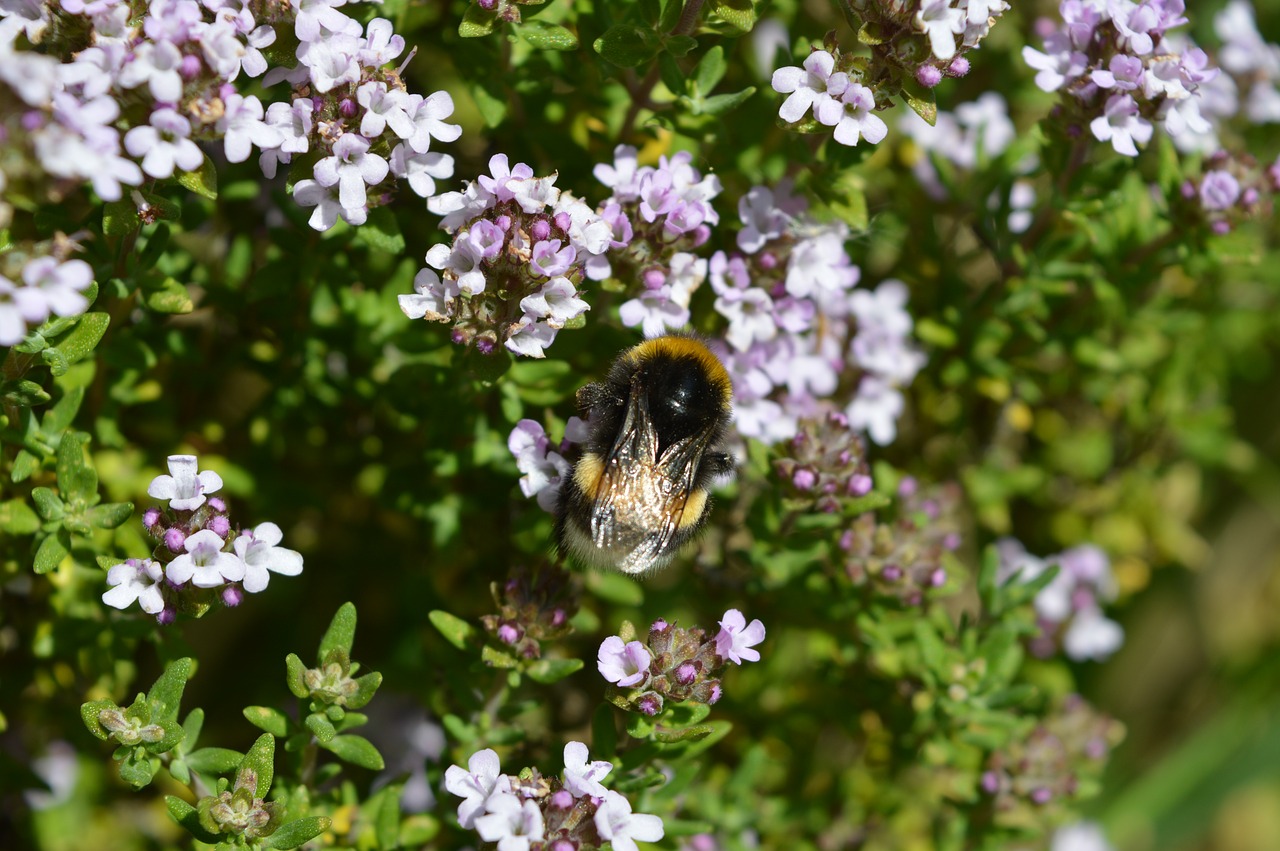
555;335;735;576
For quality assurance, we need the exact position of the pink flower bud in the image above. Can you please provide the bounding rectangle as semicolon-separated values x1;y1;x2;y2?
222;586;244;607
916;65;943;88
143;507;162;529
531;219;551;241
164;528;186;553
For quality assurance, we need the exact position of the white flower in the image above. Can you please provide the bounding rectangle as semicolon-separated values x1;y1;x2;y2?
1063;608;1125;662
504;317;558;359
218;94;282;164
562;741;612;798
845;375;904;445
1089;94;1153;157
102;559;165;614
21;257;93;319
298;31;362;93
828;83;888;147
474;795;544;851
399;267;459;322
771;50;843;124
406;90;462;154
313;133;389;212
1052;821;1114;851
293;179;368;231
443;748;512;830
147;454;223;511
124;108;203;179
915;0;966;61
118;39;183;102
166;529;245;588
519;277;589;330
594;790;665;851
233;522;303;593
357;81;413;138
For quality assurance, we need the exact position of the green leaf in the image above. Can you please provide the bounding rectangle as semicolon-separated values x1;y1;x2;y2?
56;431;96;499
103;199;141;238
49;313;109;370
39;348;69;377
148;657;195;722
263;817;332;849
593;24;659;68
148;719;186;755
707;0;756;32
137;223;171;270
1;379;51;407
904;88;937;126
176;154;218;200
471;80;508;127
244;705;291;738
654;723;714;743
306;712;337;744
354;208;405;254
87;502;133;529
318;602;358;663
586;571;644;606
526;658;583;684
913;620;949;677
240;733;275;797
42;386;85;434
0;499;40;534
81;699;117;739
696;86;755;116
31;488;64;522
33;530;69;574
977;545;1000;613
592;702;618;760
664;34;697;57
322;734;384;770
169;757;190;785
141;277;194;314
481;644;519;669
119;747;158;788
626;714;656;738
429;610;477;650
658;53;685;95
166;795;221;845
346;671;382;710
693;45;727;95
520;20;578;51
285;654;309;698
458;3;495;37
185;748;245;775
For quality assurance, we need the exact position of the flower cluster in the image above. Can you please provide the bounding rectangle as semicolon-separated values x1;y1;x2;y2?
771;49;888;148
400;156;601;357
197;765;281;841
1023;0;1218;157
591;145;721;336
0;243;94;346
598;610;764;716
839;478;963;605
1213;1;1280;127
772;412;874;514
506;417;586;514
996;539;1124;662
101;455;303;622
1178;150;1276;234
981;695;1124;820
0;0;456;232
480;563;580;660
444;745;664;851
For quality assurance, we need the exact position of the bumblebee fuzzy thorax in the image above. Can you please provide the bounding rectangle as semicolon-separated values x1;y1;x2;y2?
555;335;734;576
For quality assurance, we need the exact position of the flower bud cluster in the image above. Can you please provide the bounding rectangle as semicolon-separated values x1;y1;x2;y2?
0;234;94;346
481;562;580;660
1023;0;1217;157
101;454;303;622
0;0;456;233
444;744;665;851
1178;150;1275;234
400;155;603;358
506;417;588;514
839;478;963;605
197;766;282;841
772;411;873;514
981;695;1124;819
996;539;1124;662
1211;2;1280;128
597;610;764;715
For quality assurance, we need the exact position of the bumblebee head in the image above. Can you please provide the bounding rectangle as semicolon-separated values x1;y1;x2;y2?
621;336;733;455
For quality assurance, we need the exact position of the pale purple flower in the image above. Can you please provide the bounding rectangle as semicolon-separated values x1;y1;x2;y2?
736;185;791;253
620;286;689;337
1092;54;1144;91
389;144;454;198
443;747;512;830
771;50;842;123
102;558;165;614
21;257;93;318
508;419;569;512
233;522;303;593
714;609;765;664
916;0;966;61
597;636;651;687
147;454;223;511
0;275;45;345
124;108;203;179
1063;608;1125;661
425;236;486;296
260;98;313;178
357;81;414;138
562;741;612;798
827;83;888;147
298;31;362;93
293;178;368;231
718;288;777;352
1089;94;1153;156
313;133;389;211
1022;34;1088;93
594;791;664;851
406;90;462;153
398;267;459;322
594;144;641;202
240;25;276;78
165;528;245;588
845;375;905;445
475;795;544;851
291;0;356;42
510;174;561;214
477;153;534;203
1199;170;1240;210
519;277;589;329
359;18;404;67
504;317;558;358
529;239;575;277
218;94;281;164
118;39;184;102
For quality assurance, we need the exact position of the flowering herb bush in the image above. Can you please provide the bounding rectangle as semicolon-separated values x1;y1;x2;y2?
3;0;1280;850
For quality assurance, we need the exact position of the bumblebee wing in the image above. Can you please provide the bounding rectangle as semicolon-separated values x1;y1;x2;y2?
615;433;712;575
589;385;659;550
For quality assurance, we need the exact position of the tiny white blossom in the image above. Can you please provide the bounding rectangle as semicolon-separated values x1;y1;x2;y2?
102;559;165;614
562;741;612;798
594;790;664;851
233;522;303;593
147;454;223;511
166;529;245;588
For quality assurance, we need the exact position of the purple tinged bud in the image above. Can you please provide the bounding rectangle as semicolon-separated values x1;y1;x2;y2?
179;54;203;80
708;683;722;704
1181;180;1197;199
451;328;468;345
164;528;187;553
495;214;512;231
219;83;236;101
792;468;818;491
207;496;226;512
477;0;497;9
637;693;661;716
758;251;778;270
930;568;946;587
1030;787;1052;805
1242;188;1259;206
339;98;358;118
157;608;176;625
916;65;943;88
553;212;572;232
946;56;970;77
551;608;567;627
839;529;855;551
550;789;574;809
312;96;325;113
690;835;718;851
922;499;940;519
981;771;999;794
848;474;873;496
883;565;903;582
691;225;712;247
675;663;698;685
22;111;44;131
897;476;918;498
1085;737;1107;759
550;842;576;851
143;507;161;529
1212;220;1231;235
642;268;666;289
943;532;961;551
497;623;520;644
222;585;244;607
531;219;551;241
209;515;231;537
475;337;496;355
651;618;669;632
